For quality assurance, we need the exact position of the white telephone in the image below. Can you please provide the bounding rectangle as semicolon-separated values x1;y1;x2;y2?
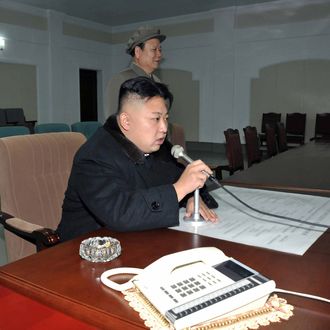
101;247;275;329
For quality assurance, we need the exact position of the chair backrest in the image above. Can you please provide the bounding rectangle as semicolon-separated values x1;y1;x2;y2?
314;113;330;140
0;109;6;126
276;122;288;153
4;108;26;125
265;124;278;157
71;121;102;139
243;126;262;167
0;126;30;137
0;132;86;262
261;112;281;133
285;113;306;136
35;123;71;133
224;128;244;172
167;122;186;150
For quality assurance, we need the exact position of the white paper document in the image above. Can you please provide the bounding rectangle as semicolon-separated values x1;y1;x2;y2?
171;186;330;255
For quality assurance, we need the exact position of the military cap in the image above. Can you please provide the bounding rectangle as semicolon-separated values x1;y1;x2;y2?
126;26;166;55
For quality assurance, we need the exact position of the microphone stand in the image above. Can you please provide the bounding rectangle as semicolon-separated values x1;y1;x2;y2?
184;188;205;225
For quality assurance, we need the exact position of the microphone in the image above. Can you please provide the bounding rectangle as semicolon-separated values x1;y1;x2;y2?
171;145;221;187
171;145;194;163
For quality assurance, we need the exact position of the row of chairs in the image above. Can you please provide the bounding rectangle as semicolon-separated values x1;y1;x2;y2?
260;112;306;146
0;121;102;139
213;124;289;180
260;112;330;145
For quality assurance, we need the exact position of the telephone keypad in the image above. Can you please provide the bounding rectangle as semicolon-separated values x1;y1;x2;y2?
160;271;223;304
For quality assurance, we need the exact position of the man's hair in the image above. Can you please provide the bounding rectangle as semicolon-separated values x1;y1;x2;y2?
129;42;145;57
117;76;173;114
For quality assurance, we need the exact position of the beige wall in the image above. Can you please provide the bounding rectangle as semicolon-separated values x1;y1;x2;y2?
0;62;37;121
1;1;330;141
250;60;330;142
158;69;199;141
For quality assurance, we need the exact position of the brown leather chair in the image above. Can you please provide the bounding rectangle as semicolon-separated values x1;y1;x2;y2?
214;129;244;180
243;126;264;167
167;122;186;150
310;113;330;141
259;112;281;146
0;132;86;262
285;112;306;146
265;124;278;158
276;122;288;153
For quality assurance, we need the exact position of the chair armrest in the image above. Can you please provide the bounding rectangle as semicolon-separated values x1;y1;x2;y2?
0;212;60;251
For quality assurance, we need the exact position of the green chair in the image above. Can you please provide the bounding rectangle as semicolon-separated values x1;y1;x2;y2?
0;126;30;137
34;123;71;133
71;121;102;139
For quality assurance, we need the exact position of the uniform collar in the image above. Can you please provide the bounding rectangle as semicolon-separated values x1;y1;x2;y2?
130;62;161;82
130;62;151;77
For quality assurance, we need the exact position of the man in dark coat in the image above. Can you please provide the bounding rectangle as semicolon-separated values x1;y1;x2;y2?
57;77;217;241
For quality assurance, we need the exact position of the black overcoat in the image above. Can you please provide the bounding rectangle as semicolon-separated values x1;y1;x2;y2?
56;115;185;241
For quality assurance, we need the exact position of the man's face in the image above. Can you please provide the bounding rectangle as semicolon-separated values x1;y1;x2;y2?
119;96;168;153
135;38;162;74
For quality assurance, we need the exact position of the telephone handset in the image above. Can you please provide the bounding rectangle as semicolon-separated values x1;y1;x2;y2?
101;247;275;329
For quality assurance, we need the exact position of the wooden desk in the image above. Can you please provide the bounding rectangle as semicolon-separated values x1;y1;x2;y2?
0;284;96;329
0;228;329;329
222;141;330;197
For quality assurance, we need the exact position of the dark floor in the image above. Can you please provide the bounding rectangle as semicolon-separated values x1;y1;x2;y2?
186;141;227;164
188;149;227;166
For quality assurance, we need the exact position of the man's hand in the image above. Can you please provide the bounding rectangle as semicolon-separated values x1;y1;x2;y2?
185;197;218;222
173;160;213;202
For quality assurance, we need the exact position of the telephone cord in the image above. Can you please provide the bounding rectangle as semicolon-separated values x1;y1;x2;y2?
100;267;142;291
275;288;330;303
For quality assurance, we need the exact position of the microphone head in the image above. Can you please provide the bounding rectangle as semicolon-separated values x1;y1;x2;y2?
171;145;184;159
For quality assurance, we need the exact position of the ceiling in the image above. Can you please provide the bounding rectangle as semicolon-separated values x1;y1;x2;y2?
9;0;277;27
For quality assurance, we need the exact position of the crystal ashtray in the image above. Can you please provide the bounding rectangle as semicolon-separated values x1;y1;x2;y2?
79;236;121;262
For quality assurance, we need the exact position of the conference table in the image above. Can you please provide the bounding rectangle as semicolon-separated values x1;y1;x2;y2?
222;141;330;197
0;141;329;329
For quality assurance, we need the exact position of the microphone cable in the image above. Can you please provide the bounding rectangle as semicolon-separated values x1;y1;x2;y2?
208;175;329;230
